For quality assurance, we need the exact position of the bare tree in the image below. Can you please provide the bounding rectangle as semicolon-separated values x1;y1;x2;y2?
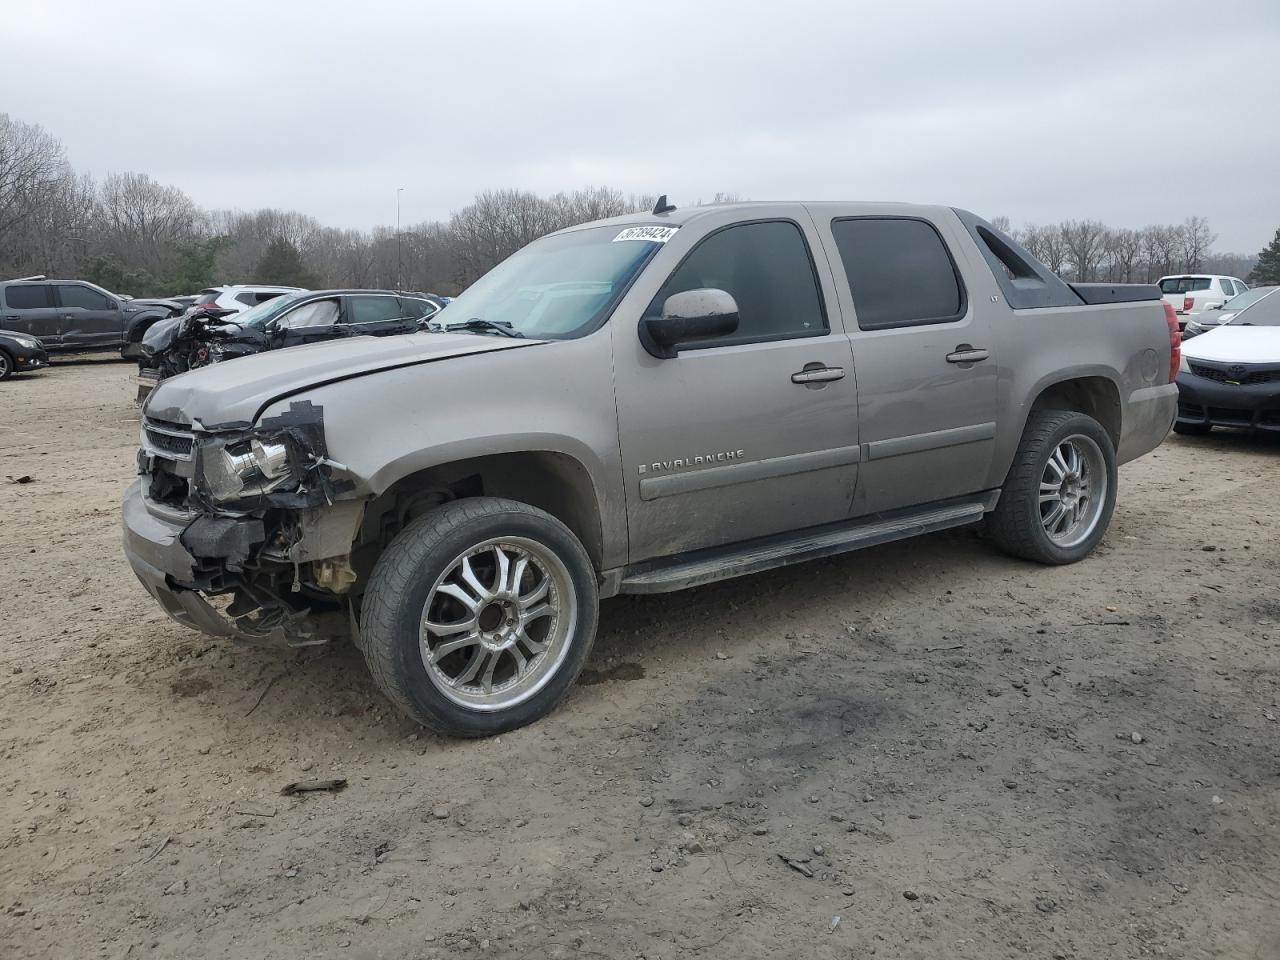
98;171;206;279
0;114;68;238
1059;220;1107;281
1178;216;1216;273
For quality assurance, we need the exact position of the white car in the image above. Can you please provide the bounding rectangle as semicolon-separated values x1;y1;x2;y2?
1174;284;1280;435
189;284;305;317
1158;274;1248;325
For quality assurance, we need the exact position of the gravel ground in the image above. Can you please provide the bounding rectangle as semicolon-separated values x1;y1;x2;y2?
2;358;1279;960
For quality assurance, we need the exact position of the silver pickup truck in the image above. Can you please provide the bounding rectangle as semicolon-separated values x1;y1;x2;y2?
123;201;1179;736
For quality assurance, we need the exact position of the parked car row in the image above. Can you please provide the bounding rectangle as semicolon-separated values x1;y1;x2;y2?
135;289;445;401
0;277;180;358
1175;285;1280;435
0;276;448;386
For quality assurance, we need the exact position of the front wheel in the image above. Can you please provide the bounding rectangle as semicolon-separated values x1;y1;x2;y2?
0;349;12;381
988;409;1118;565
359;497;599;737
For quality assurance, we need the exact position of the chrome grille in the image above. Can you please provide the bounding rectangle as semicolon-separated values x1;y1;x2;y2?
143;418;196;461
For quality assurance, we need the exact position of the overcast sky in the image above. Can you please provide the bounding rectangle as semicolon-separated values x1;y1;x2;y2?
5;0;1278;251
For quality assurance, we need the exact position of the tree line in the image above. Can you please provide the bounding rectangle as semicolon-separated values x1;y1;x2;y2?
0;113;1269;298
987;215;1258;285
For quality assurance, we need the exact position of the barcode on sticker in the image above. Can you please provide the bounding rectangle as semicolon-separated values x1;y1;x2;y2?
613;226;678;243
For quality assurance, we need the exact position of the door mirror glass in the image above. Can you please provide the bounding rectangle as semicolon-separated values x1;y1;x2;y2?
640;288;739;359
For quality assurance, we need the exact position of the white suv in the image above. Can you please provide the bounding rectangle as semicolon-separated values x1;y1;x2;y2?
189;284;305;317
1158;275;1248;324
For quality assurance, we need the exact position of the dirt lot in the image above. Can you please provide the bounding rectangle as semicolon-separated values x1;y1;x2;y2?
2;358;1279;960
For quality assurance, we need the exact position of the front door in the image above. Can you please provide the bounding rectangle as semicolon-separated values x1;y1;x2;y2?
817;214;998;515
54;283;124;348
271;297;342;347
612;215;860;563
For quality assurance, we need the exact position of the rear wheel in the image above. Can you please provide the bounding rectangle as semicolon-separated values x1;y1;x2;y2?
988;409;1117;565
359;497;598;737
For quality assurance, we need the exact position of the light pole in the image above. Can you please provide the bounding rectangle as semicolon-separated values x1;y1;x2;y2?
396;187;404;291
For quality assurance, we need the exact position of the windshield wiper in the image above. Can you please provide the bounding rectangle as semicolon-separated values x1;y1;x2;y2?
442;317;523;338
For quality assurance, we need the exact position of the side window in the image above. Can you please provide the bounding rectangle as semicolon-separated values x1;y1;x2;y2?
831;218;965;330
400;297;439;320
1218;279;1233;296
349;296;408;324
58;284;114;310
1237;280;1249;291
256;291;286;304
4;284;52;310
650;220;826;345
235;292;259;306
275;299;340;329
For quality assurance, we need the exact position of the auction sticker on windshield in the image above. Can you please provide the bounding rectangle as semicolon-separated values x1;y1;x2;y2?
613;226;679;243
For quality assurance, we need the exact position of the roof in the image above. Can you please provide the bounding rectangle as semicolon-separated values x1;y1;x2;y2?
549;200;958;237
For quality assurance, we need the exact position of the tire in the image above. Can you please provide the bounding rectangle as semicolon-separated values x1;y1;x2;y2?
359;497;599;738
1173;420;1211;436
987;409;1118;565
0;349;12;381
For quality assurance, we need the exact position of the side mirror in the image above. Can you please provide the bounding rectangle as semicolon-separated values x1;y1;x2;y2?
639;288;739;359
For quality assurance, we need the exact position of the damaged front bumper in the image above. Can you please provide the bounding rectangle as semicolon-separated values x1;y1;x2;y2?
122;481;238;637
123;401;364;644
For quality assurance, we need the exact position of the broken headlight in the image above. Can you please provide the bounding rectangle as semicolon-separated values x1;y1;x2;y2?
198;435;296;503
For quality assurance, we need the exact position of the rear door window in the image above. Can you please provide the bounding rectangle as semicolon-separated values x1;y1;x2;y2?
650;220;827;346
3;284;52;309
399;297;439;320
349;295;408;325
830;218;965;330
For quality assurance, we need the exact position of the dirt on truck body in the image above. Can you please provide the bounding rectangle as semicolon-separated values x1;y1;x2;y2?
124;201;1177;738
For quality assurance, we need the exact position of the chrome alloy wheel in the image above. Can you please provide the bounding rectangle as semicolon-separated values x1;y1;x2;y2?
419;537;575;711
1038;434;1108;549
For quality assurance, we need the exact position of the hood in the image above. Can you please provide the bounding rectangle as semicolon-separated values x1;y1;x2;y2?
1182;326;1280;364
141;315;185;354
145;331;543;426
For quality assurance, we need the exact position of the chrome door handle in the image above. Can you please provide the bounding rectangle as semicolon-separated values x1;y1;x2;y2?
945;345;989;364
791;365;845;384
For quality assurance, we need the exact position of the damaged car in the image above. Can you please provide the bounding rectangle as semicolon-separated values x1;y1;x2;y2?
124;200;1177;738
136;289;444;401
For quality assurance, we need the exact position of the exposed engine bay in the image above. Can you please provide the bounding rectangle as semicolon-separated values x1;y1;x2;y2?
137;400;362;645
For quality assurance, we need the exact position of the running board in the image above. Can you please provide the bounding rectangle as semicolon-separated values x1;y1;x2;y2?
618;494;995;595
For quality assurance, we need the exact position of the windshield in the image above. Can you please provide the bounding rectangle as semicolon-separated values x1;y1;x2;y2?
1219;286;1274;313
432;225;670;339
236;291;310;328
1159;276;1211;294
1227;287;1280;326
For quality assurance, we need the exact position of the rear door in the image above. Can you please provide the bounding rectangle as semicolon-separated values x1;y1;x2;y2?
346;294;417;336
2;283;60;345
815;213;999;515
54;283;123;348
611;210;860;562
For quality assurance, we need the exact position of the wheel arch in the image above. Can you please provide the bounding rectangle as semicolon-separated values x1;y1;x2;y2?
358;450;607;574
1025;373;1122;449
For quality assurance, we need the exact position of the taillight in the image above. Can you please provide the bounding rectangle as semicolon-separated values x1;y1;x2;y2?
1183;296;1194;313
1164;302;1181;383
